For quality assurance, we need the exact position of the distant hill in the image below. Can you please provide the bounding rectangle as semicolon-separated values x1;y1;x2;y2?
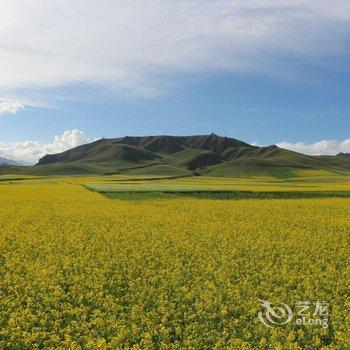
336;152;350;158
1;134;350;177
30;134;350;177
315;153;350;171
36;134;251;166
0;156;22;166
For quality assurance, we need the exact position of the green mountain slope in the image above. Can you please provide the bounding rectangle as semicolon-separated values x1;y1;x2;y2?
2;134;350;177
202;147;344;178
315;154;350;170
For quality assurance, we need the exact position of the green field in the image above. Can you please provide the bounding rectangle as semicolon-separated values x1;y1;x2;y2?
102;190;350;201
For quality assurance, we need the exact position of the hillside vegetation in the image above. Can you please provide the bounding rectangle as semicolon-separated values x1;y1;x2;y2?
1;134;350;177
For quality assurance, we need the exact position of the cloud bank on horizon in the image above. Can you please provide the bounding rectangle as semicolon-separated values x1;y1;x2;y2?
0;130;92;164
1;130;349;164
1;0;350;104
277;139;350;156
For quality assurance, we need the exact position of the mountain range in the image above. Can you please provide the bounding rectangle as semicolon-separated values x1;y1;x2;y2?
0;156;22;166
1;134;350;177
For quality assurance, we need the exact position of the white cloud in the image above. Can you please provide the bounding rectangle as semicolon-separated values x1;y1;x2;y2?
0;101;24;116
277;139;350;155
1;0;350;101
0;129;92;164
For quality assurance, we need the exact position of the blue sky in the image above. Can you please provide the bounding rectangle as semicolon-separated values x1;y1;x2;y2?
2;72;350;144
1;1;350;163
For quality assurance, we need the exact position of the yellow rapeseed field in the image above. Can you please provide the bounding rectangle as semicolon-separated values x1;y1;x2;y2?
0;182;349;349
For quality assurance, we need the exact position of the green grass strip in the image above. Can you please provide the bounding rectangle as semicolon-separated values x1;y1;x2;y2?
101;190;350;201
